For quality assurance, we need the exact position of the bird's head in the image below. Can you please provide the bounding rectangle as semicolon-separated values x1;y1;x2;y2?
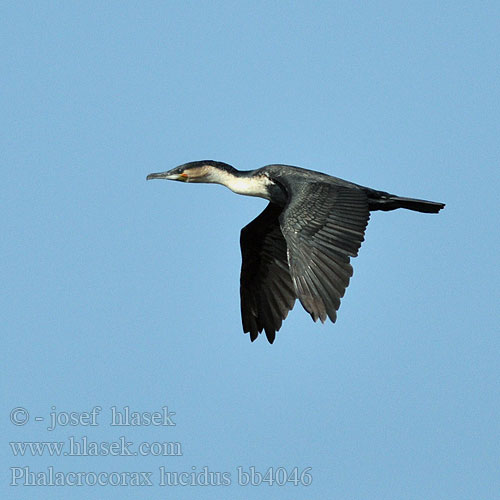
146;160;237;184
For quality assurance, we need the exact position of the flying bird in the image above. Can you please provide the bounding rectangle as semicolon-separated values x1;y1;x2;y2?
147;161;444;343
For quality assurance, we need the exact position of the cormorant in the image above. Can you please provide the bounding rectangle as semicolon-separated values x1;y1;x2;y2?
147;161;445;343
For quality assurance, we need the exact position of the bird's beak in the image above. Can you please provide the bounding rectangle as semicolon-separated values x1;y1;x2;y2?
146;170;188;181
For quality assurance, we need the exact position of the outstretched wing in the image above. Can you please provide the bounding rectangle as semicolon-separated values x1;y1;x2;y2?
240;202;296;343
279;182;370;323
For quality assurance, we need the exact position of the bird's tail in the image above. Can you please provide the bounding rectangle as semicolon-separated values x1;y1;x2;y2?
388;196;445;213
368;191;445;213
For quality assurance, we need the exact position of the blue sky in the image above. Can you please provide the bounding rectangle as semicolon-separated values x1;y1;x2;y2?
2;1;499;499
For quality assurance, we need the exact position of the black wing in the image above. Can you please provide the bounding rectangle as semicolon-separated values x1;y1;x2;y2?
240;202;296;343
279;182;370;323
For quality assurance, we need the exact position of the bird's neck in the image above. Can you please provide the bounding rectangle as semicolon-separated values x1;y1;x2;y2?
208;170;274;200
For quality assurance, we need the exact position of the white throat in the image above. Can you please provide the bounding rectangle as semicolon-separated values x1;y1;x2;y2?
208;170;273;200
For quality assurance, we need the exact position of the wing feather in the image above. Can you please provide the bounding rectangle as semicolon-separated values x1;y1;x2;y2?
279;183;370;324
240;202;296;343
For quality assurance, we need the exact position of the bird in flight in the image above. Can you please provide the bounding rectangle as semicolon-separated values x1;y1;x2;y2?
147;161;444;343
